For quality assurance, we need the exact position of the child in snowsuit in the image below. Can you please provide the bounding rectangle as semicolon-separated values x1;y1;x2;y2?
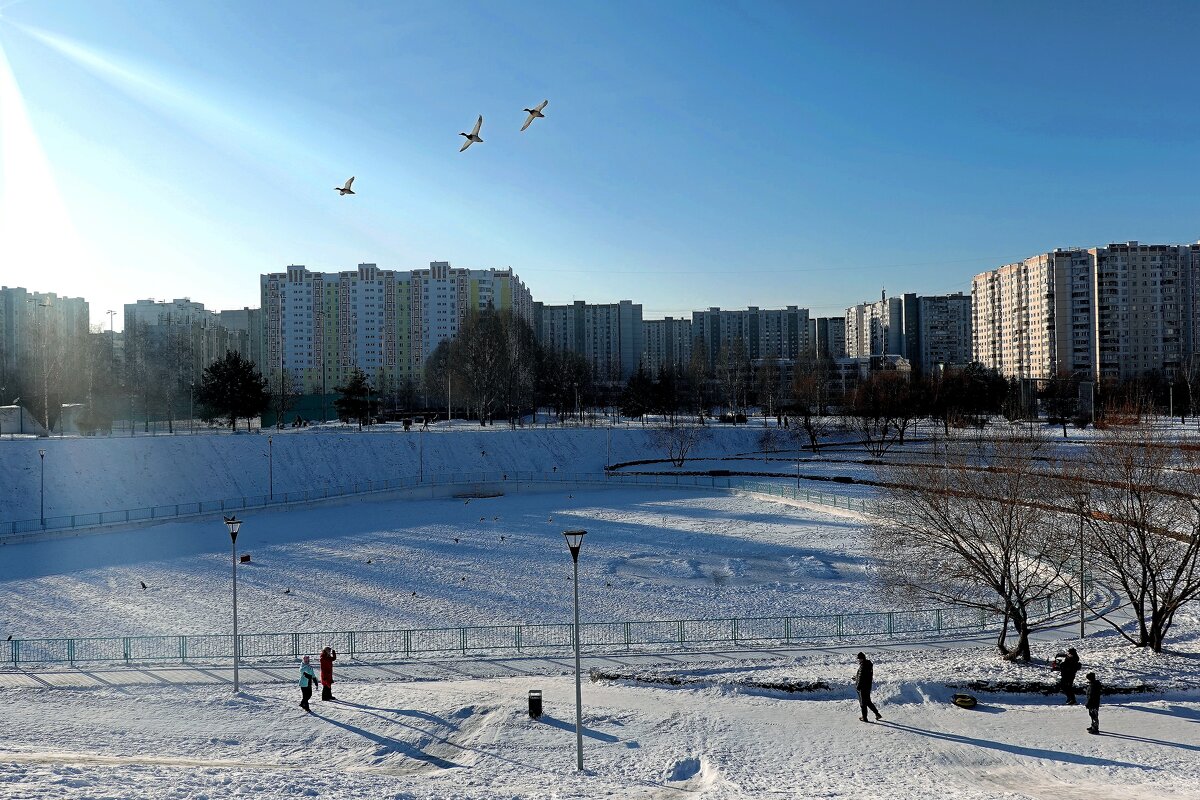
1085;672;1102;734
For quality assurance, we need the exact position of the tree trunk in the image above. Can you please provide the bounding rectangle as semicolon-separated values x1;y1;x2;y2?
1002;608;1032;662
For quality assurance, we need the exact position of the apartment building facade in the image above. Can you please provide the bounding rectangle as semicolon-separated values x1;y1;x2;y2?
641;316;694;377
260;261;531;394
533;299;644;382
972;242;1200;381
690;306;812;371
0;286;90;393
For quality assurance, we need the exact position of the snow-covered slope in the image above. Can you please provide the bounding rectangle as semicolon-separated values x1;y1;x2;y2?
0;424;783;521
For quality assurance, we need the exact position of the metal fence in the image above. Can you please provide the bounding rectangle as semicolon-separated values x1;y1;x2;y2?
0;470;872;539
1;588;1085;666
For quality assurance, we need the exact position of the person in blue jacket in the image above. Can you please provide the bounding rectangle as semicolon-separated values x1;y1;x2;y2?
299;655;318;712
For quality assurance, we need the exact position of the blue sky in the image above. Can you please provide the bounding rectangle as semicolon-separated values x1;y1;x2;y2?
1;0;1197;328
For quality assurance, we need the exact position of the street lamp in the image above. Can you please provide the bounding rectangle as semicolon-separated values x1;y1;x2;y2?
38;448;46;527
562;529;587;771
224;515;242;693
268;435;274;501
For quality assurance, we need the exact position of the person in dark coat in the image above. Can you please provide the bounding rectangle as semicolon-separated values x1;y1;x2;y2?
299;655;318;712
1055;647;1081;705
854;652;882;722
320;646;337;701
1085;672;1102;734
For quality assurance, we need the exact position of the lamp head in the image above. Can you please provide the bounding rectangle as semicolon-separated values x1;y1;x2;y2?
38;448;45;457
224;515;242;540
562;529;586;558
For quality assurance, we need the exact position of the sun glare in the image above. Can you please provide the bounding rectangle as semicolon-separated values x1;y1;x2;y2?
0;35;92;289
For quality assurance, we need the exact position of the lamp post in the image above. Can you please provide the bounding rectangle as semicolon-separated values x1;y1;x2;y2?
224;516;242;692
38;448;46;527
268;435;274;500
562;529;587;771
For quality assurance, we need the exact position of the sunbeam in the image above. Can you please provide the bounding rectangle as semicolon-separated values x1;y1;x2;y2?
0;35;94;282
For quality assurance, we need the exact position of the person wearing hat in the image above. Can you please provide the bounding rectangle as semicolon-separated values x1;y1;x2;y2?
854;652;882;723
1085;672;1102;734
299;656;318;713
1055;647;1081;705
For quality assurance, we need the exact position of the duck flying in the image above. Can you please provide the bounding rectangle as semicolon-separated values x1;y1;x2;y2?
459;115;483;151
336;177;355;196
521;100;548;132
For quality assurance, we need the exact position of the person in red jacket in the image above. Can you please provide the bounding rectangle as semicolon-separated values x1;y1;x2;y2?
319;646;337;701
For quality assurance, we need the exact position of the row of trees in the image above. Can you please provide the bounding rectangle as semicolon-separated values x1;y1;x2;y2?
871;428;1200;660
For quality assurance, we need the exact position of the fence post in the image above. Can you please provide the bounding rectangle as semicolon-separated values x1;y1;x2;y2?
179;636;187;662
836;615;843;638
12;639;18;664
460;627;466;655
935;609;942;634
404;630;411;658
348;631;355;659
678;620;685;645
516;625;522;653
123;637;131;664
68;639;75;665
888;612;894;635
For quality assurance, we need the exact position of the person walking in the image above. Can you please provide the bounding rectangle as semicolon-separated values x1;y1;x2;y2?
1085;672;1102;734
319;646;338;701
299;655;318;713
1055;647;1081;705
854;651;882;723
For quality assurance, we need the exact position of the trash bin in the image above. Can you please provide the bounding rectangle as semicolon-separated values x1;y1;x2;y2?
528;689;543;719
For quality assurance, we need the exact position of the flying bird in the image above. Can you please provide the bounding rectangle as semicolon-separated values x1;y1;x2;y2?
459;115;483;151
284;588;291;595
140;581;147;591
521;100;548;132
335;177;356;196
6;635;12;641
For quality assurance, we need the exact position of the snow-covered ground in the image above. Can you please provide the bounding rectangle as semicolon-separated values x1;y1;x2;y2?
3;634;1199;800
3;426;1199;798
0;489;883;641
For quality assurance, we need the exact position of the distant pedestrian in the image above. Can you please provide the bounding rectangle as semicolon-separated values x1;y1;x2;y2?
299;655;317;712
1085;672;1102;734
1053;647;1081;705
854;652;882;722
320;646;338;701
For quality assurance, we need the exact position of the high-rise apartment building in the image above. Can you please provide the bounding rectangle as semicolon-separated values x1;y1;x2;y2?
904;292;973;373
123;298;234;382
217;307;264;369
691;306;812;371
0;287;90;391
533;300;643;382
812;317;847;360
260;261;531;394
845;294;904;360
972;242;1200;381
641;316;694;377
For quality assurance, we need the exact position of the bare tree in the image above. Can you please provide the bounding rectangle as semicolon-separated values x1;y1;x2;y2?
649;420;711;468
1074;427;1200;651
870;435;1071;661
791;357;828;453
716;339;749;421
847;372;912;456
755;355;783;425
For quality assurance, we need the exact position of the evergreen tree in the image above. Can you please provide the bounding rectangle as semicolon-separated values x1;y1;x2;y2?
194;351;270;431
335;367;372;430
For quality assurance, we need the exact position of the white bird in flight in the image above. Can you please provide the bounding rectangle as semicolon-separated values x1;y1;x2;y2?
335;177;355;196
521;100;548;132
459;115;483;152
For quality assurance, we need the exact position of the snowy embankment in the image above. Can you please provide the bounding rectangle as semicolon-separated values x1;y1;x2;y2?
0;424;794;522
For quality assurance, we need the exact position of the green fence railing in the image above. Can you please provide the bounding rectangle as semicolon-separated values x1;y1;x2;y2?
3;587;1086;667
